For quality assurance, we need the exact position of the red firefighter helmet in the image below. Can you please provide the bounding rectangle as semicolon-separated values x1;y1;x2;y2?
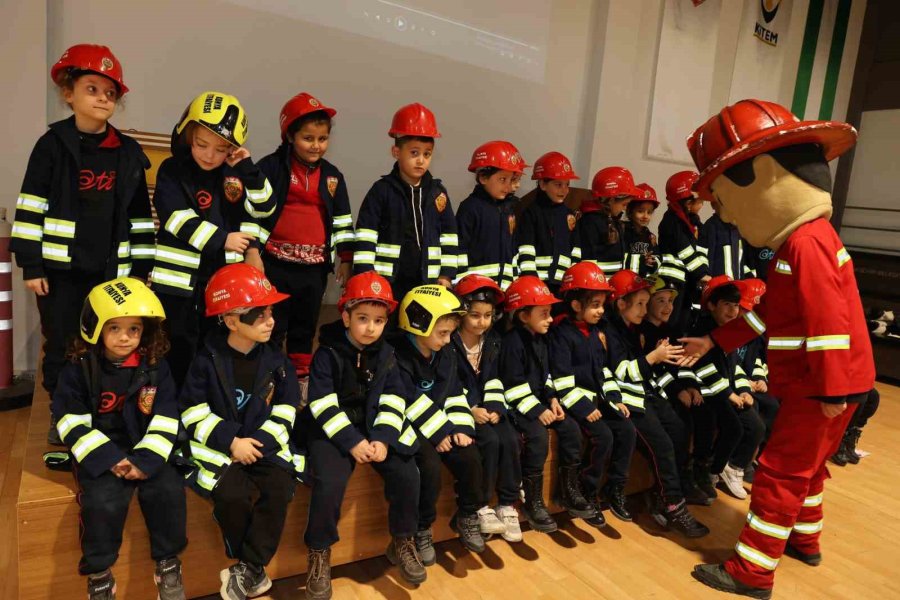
504;276;561;312
591;166;641;199
454;274;505;305
665;171;700;203
279;92;337;140
531;151;579;181
388;102;441;138
338;272;398;313
700;275;737;308
608;270;652;300
51;44;129;95
700;275;765;310
204;264;289;317
687;99;857;200
633;183;660;206
559;262;613;294
468;141;528;174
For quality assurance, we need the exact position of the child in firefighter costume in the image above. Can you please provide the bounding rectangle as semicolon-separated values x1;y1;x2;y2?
684;100;875;599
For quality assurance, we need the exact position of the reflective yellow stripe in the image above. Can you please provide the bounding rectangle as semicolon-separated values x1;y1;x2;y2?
806;335;850;351
803;493;823;507
836;247;851;268
768;337;805;350
793;519;823;535
374;411;403;431
134;433;174;459
11;222;43;241
735;541;779;570
181;403;211;426
774;259;792;275
147;415;179;435
309;393;338;418
746;511;791;540
72;429;111;462
44;218;76;238
165;209;198;236
16;193;49;213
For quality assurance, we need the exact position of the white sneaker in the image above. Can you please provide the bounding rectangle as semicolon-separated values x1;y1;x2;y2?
718;464;748;499
477;505;507;534
495;505;522;542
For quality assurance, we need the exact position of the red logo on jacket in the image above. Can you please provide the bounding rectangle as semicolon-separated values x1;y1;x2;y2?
79;170;116;191
196;190;213;209
98;391;125;413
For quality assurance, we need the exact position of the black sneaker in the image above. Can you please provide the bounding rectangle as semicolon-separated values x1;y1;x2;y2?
451;512;486;553
154;557;185;600
87;569;116;600
692;461;718;499
683;478;715;506
220;562;250;600
784;543;822;566
663;501;710;538
306;548;332;599
414;528;436;566
386;536;427;585
602;483;632;522
692;563;772;599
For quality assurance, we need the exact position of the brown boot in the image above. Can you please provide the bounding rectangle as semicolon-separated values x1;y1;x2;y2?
305;548;332;599
386;536;427;585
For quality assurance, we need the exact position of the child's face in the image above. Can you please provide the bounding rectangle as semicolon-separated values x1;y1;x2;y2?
510;172;522;194
64;74;118;127
342;303;389;346
608;196;630;217
101;316;143;361
572;292;607;325
461;300;495;338
419;318;457;353
647;290;675;324
629;201;655;228
291;121;330;164
683;194;704;215
617;290;650;326
520;305;553;334
191;126;234;171
226;305;275;343
709;299;740;326
480;169;514;201
539;179;570;204
391;139;434;185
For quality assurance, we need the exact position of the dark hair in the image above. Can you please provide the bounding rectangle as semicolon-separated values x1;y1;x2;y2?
286;110;333;138
463;290;501;308
564;289;608;315
346;300;390;315
67;318;169;366
55;68;124;108
394;135;435;148
721;143;832;193
626;200;656;216
476;166;500;183
706;283;742;307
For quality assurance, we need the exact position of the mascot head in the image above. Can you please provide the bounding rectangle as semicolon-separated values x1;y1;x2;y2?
688;99;856;250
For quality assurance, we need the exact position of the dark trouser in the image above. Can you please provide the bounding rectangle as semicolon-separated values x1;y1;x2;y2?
158;288;213;388
74;463;187;575
513;413;582;477
631;397;687;504
583;408;637;490
475;419;522;506
210;460;297;566
752;392;781;444
36;268;105;395
709;401;766;472
415;435;485;529
304;428;419;549
263;257;329;361
675;396;716;465
850;387;879;429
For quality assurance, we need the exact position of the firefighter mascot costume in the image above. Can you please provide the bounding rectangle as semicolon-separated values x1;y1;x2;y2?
684;100;875;599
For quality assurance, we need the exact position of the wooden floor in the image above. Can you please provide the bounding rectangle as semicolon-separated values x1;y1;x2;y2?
4;383;899;600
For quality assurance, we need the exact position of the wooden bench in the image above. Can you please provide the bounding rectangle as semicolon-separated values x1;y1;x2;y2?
18;362;653;599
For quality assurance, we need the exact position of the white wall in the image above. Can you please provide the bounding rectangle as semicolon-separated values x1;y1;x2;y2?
2;0;867;372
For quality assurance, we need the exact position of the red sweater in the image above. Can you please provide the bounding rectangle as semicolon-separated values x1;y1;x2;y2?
711;218;874;400
269;159;326;247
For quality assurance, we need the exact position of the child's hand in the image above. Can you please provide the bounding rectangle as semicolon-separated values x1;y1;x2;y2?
538;409;555;426
244;248;264;273
472;407;492;425
648;339;684;365
437;276;452;288
488;411;501;424
124;462;148;481
225;147;251;167
586;408;602;423
453;433;473;447
688;388;704;406
755;380;768;393
739;392;755;407
336;262;352;287
230;437;264;464
111;458;131;478
435;436;453;453
25;277;49;296
677;389;693;409
820;401;847;418
549;398;565;421
350;439;374;464
370;441;388;463
616;403;631;418
728;393;744;409
225;232;254;253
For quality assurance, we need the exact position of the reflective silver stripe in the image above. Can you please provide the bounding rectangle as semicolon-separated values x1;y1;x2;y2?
309;393;338;418
793;520;823;535
72;429;111;461
181;403;211;426
803;493;823;507
57;413;92;439
134;433;174;459
147;415;179;435
16;193;49;213
746;511;791;540
806;335;850;351
768;337;805;350
735;541;779;570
